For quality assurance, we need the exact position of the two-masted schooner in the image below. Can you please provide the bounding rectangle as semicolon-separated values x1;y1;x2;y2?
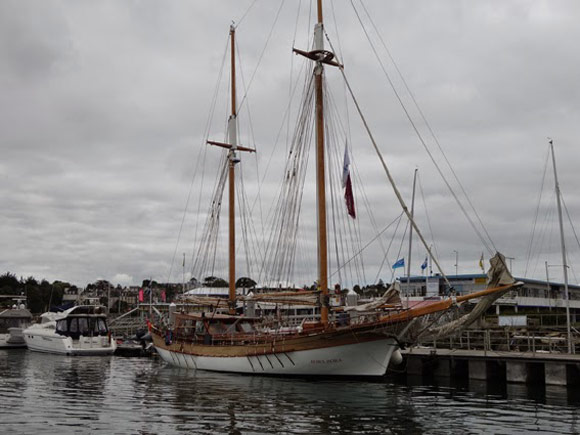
151;1;520;376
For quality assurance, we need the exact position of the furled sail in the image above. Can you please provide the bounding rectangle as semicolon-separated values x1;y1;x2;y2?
406;252;517;342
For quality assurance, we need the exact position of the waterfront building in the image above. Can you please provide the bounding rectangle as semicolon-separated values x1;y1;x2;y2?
399;274;579;325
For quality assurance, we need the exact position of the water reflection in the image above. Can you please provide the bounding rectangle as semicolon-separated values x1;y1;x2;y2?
1;350;579;434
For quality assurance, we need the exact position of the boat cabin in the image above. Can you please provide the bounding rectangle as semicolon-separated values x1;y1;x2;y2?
52;306;109;340
173;312;258;343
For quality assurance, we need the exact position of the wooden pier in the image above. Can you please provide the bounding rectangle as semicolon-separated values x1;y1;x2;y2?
402;346;580;386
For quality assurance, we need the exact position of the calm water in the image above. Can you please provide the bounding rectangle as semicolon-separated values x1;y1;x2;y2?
1;350;579;434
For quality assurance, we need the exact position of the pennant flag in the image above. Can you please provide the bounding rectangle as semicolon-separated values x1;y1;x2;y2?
392;258;405;269
342;143;350;188
421;256;428;270
479;253;485;272
138;288;144;303
342;144;356;218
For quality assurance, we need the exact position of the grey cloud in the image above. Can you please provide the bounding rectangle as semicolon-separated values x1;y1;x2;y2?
1;1;579;288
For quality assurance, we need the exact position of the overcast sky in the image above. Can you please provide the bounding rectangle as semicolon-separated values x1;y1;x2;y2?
1;0;579;288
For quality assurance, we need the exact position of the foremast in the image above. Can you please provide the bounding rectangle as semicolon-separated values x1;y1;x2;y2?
207;25;255;315
228;25;237;315
314;2;329;325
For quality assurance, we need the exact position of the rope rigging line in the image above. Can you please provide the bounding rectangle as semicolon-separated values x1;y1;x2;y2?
374;212;404;284
562;195;580;269
417;171;440;265
390;217;410;283
348;0;496;256
287;0;303;155
357;0;498;257
524;146;551;277
235;37;269;270
324;86;363;285
325;94;367;286
258;74;316;287
168;34;230;284
327;126;343;285
529;202;556;279
248;59;308;225
235;0;260;28
325;82;410;286
331;211;404;281
237;164;253;279
333;102;368;284
325;34;452;288
192;156;229;281
236;0;286;114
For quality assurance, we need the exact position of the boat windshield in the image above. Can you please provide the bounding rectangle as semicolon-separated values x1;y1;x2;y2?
55;316;108;338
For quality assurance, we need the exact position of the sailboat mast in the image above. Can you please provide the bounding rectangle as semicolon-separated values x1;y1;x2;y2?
228;25;237;314
406;169;418;299
314;0;329;325
550;140;573;353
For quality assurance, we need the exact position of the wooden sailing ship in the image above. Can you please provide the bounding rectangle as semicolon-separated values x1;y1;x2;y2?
151;1;521;376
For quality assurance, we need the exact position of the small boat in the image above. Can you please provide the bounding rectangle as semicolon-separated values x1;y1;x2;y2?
0;304;32;348
23;305;116;355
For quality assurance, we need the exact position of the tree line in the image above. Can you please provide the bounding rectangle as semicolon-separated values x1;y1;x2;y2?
0;272;72;313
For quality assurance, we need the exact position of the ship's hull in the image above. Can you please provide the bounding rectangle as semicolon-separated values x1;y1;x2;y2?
154;334;400;376
23;328;116;356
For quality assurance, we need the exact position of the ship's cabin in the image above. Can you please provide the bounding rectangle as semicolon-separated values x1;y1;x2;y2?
175;312;257;339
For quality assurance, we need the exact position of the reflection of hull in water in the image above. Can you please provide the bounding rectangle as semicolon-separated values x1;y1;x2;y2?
24;328;116;356
153;332;401;376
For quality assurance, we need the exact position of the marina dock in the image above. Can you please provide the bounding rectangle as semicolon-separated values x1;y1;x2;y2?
402;342;580;386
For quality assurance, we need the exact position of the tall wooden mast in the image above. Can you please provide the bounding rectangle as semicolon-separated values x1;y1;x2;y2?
292;0;340;326
207;25;255;314
314;0;329;324
228;25;237;314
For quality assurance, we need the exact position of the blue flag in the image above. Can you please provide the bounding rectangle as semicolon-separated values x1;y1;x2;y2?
421;256;428;270
392;258;405;269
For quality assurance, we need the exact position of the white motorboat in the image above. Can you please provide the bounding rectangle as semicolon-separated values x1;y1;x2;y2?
0;305;33;348
23;305;116;355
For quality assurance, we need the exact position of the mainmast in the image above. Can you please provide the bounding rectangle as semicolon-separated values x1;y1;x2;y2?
549;139;573;353
207;25;255;315
293;0;341;326
314;0;329;325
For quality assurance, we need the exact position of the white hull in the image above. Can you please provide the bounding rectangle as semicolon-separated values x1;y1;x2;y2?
156;338;400;376
23;329;116;356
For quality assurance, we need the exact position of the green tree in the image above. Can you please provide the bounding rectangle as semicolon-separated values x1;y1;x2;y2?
203;276;228;288
0;272;20;295
236;277;256;288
